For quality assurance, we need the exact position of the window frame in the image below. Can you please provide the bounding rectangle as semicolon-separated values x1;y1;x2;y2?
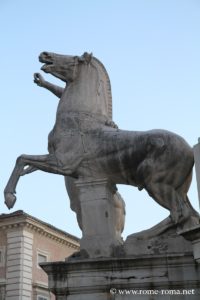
37;296;49;300
37;249;49;269
0;247;5;267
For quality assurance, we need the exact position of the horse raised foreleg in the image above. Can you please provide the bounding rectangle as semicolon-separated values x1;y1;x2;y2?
34;73;64;98
4;153;67;209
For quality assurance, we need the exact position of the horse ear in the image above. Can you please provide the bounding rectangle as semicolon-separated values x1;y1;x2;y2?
80;52;93;63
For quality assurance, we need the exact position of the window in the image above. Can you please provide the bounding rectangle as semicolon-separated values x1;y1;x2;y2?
38;253;47;264
37;296;48;300
37;250;49;268
0;247;5;267
0;285;6;300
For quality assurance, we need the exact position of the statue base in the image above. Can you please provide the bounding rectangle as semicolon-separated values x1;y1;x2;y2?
41;226;200;300
41;251;200;300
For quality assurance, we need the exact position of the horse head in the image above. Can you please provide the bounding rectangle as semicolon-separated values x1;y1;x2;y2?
39;51;92;82
39;51;112;119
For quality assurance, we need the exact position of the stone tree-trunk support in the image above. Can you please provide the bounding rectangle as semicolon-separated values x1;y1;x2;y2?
75;178;122;258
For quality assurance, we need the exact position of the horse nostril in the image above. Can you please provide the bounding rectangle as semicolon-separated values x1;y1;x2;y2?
42;52;50;59
40;51;53;62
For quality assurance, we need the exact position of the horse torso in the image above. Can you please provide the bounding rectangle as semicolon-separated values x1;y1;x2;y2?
48;114;193;189
77;128;193;185
46;55;194;191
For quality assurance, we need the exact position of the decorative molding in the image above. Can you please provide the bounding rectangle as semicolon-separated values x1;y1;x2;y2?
25;222;79;249
33;281;51;300
33;281;48;289
0;212;79;250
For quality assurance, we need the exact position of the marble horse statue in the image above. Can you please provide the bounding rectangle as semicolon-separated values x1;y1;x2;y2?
4;51;199;238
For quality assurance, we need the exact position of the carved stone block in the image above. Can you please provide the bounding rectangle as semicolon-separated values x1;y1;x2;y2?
41;253;200;300
74;178;123;258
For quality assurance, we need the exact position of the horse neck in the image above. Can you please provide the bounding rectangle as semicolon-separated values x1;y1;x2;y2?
61;63;110;119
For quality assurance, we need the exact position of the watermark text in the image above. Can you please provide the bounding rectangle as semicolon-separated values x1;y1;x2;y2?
110;288;196;296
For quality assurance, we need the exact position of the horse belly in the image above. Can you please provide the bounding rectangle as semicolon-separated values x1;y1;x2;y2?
82;129;194;190
81;130;145;184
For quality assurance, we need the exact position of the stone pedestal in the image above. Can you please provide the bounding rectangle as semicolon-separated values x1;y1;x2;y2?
194;139;200;208
74;178;122;258
41;220;200;300
180;225;200;263
41;253;200;300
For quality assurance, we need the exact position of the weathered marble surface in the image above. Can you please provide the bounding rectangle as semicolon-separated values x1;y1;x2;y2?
74;179;124;257
4;51;200;258
41;221;200;299
41;252;200;300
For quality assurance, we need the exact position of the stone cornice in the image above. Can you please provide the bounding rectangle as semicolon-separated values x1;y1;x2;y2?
0;211;79;250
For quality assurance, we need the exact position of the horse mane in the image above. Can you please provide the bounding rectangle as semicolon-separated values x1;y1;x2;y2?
92;56;113;119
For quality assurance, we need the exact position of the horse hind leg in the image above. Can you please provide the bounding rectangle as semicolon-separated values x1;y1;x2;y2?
176;173;200;229
145;166;200;230
145;181;184;225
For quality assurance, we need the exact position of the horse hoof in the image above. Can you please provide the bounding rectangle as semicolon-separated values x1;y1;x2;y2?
4;193;16;209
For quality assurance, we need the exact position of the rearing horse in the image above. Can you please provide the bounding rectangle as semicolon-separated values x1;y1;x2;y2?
4;51;199;232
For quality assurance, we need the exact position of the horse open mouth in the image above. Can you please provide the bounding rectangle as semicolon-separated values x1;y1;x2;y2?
40;61;54;72
39;52;54;72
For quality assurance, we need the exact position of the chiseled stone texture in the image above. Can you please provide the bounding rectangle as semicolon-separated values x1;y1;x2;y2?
41;253;200;300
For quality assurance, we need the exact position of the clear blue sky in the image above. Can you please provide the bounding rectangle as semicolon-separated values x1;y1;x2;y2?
1;0;200;239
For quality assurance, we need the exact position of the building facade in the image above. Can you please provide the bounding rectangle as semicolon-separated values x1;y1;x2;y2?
0;210;79;300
